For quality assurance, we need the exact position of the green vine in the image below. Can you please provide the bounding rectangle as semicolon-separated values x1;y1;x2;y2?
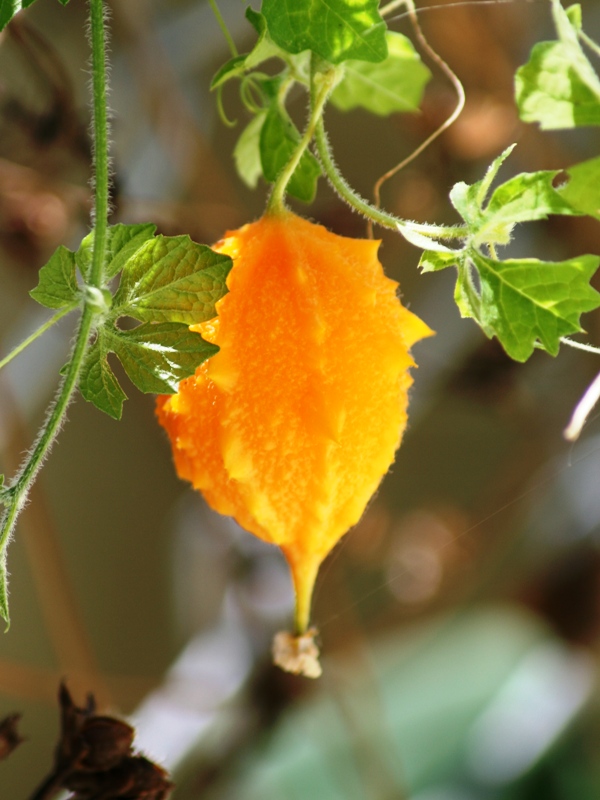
267;57;340;215
0;0;111;625
314;117;466;240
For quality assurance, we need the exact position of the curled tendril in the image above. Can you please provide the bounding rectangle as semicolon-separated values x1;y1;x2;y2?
215;84;237;128
368;0;465;237
240;74;270;115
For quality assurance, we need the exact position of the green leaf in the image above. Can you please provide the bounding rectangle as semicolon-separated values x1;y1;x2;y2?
77;229;230;417
79;338;128;420
558;156;600;219
76;223;157;282
244;8;284;70
475;170;580;244
515;0;600;129
438;150;600;361
1;1;26;31
211;10;308;91
80;320;218;418
104;323;218;395
485;171;577;223
566;3;582;29
261;0;387;65
419;249;462;273
0;0;67;31
104;223;158;279
449;147;583;246
448;145;516;234
30;246;80;309
0;0;17;28
331;32;431;115
114;236;232;325
515;43;600;128
234;112;267;188
454;258;481;322
472;144;517;207
260;104;321;203
469;251;600;361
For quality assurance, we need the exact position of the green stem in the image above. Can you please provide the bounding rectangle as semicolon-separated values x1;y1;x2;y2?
0;304;77;373
208;0;238;58
0;0;110;625
314;118;466;240
266;59;338;215
89;0;109;287
579;30;600;60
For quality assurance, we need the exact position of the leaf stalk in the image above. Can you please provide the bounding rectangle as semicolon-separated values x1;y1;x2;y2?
0;304;78;373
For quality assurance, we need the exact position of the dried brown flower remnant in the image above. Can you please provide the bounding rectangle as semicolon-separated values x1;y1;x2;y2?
29;683;173;800
272;629;322;679
66;755;172;800
0;713;24;761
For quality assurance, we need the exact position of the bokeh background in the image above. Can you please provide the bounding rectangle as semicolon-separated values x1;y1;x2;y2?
1;0;600;797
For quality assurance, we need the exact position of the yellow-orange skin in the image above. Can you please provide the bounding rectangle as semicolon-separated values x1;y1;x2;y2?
156;212;432;632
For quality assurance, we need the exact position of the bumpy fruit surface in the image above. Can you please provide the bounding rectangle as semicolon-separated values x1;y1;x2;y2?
156;211;432;633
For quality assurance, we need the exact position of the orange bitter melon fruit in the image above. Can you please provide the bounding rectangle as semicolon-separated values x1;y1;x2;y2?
156;211;432;651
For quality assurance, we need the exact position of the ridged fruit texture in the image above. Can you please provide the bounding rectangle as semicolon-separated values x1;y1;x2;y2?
156;212;432;632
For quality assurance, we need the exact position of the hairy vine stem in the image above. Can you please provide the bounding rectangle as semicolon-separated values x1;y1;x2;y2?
267;56;338;215
314;118;467;240
0;0;110;624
